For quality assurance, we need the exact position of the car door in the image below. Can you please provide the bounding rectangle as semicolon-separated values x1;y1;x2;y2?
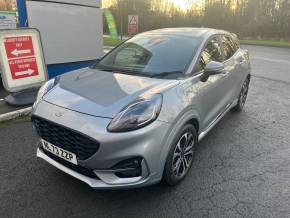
227;34;250;97
196;36;234;131
220;34;243;102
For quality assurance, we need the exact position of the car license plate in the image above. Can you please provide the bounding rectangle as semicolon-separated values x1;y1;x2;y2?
41;139;78;165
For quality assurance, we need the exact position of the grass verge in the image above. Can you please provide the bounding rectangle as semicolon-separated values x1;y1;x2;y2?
240;39;290;48
103;36;290;49
104;37;125;47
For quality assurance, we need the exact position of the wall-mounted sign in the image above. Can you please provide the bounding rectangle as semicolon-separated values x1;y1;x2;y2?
0;28;47;92
0;11;17;30
128;15;138;35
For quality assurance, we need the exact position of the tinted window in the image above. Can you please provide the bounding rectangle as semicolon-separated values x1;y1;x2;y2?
221;35;237;60
198;37;223;71
230;34;240;51
96;34;200;77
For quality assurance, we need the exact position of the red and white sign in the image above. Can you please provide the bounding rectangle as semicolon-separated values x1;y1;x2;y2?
4;36;35;59
128;15;138;35
0;29;47;92
8;57;39;80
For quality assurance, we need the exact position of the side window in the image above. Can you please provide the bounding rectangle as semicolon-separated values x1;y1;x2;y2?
221;35;236;60
198;37;223;71
230;34;240;51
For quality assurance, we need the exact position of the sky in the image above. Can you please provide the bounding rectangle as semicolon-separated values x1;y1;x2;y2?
103;0;204;12
170;0;203;11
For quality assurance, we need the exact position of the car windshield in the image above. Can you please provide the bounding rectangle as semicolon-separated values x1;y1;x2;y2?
94;34;200;77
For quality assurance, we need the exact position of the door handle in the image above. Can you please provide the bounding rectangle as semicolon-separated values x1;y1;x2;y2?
219;71;229;78
238;59;246;64
221;70;229;75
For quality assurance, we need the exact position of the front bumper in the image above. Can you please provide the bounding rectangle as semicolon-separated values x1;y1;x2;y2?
37;148;153;189
33;100;171;189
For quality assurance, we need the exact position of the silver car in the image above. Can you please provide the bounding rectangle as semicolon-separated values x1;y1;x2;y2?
32;28;251;189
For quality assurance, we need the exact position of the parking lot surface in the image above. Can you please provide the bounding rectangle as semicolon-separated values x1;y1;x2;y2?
1;45;290;218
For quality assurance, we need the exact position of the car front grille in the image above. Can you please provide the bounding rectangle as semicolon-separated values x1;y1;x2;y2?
32;116;100;160
41;148;99;179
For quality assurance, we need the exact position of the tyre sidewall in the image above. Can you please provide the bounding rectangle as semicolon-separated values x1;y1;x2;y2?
163;124;197;186
232;76;250;112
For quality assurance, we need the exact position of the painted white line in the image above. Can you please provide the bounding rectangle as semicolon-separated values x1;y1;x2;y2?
251;55;290;65
0;107;32;123
0;98;5;101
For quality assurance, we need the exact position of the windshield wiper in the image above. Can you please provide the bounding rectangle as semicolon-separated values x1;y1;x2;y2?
113;69;149;77
94;65;150;77
98;68;114;72
92;64;115;72
150;71;184;78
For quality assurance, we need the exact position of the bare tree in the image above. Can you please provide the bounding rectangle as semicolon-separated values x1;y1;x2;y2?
104;0;290;38
0;0;15;11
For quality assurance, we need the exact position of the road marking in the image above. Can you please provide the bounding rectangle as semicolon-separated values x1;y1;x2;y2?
0;107;32;123
0;98;5;101
251;55;290;65
252;74;290;86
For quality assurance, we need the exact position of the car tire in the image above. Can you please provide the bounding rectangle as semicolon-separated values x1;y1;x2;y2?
163;124;197;186
232;76;250;112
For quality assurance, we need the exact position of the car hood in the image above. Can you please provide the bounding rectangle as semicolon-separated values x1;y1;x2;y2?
44;68;179;118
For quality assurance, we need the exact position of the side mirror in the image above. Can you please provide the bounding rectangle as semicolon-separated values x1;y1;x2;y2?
201;61;224;82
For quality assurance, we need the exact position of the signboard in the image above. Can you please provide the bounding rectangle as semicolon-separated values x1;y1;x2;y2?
0;11;17;30
128;15;138;35
104;9;118;39
0;29;47;92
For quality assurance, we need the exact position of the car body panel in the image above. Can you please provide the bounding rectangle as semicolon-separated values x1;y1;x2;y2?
43;68;179;119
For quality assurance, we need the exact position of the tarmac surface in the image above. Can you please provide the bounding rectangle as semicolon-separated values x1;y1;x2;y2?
0;82;26;114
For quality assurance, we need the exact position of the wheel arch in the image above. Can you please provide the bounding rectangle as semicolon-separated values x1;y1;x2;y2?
157;109;200;179
186;118;199;135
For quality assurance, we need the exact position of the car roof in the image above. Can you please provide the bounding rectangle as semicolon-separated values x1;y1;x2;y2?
140;28;230;40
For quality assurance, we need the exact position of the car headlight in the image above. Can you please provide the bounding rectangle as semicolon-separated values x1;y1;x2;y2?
34;78;58;106
107;94;163;132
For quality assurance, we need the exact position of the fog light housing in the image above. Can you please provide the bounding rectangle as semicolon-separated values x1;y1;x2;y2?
93;157;149;185
113;157;143;178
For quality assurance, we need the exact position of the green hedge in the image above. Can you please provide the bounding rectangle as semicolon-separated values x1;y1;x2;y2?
240;39;290;48
104;37;125;47
103;37;290;49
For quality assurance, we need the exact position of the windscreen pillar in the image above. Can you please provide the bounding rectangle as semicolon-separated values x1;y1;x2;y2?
19;0;103;78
